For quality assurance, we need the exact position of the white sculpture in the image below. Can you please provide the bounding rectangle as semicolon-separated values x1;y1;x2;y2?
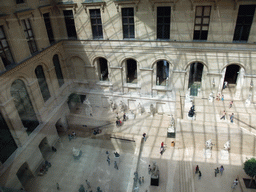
170;115;175;127
206;139;214;150
246;94;252;107
224;140;230;151
119;101;125;113
150;104;154;117
208;92;214;102
137;103;142;115
84;98;92;116
110;100;116;112
72;147;80;157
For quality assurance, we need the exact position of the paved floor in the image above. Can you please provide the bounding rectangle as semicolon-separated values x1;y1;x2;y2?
24;95;256;192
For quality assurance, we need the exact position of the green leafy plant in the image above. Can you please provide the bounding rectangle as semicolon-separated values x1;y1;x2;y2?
244;158;256;187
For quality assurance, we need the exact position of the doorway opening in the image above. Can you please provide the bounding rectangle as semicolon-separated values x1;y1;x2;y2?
16;162;34;189
188;62;204;96
39;137;51;160
126;59;137;83
224;64;240;84
156;60;169;86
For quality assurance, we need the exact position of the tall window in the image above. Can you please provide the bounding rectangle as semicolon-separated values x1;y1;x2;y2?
156;60;169;86
90;9;103;39
233;5;256;42
35;65;51;102
122;8;135;39
193;6;211;40
53;54;64;87
21;19;38;54
126;59;137;83
0;26;14;67
43;13;55;44
11;79;39;135
157;7;171;39
63;10;77;39
16;0;24;4
0;112;17;164
99;58;108;81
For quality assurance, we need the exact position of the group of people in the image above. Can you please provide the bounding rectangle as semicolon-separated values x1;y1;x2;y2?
68;131;76;141
195;165;202;180
116;113;127;126
214;165;225;177
219;100;234;123
38;160;52;176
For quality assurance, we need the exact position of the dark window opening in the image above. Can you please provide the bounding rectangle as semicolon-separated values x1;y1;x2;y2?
0;112;17;164
157;7;171;39
99;58;108;81
0;26;14;67
90;9;103;39
193;6;211;40
53;54;64;87
63;10;77;39
233;5;256;42
43;13;55;44
35;65;51;102
126;59;137;83
21;19;38;54
11;80;39;135
224;64;240;84
122;8;135;39
16;0;24;4
188;62;204;88
156;60;169;86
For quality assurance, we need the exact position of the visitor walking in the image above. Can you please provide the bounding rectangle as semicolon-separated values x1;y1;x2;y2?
85;180;91;189
229;101;233;109
139;177;142;185
214;167;219;177
231;178;238;189
161;142;164;149
143;133;147;142
220;165;224;175
79;185;85;192
220;110;226;120
107;156;110;166
114;161;118;170
148;165;151;174
221;95;224;101
198;171;202;180
230;113;234;123
142;176;144;183
195;165;199;174
56;183;60;190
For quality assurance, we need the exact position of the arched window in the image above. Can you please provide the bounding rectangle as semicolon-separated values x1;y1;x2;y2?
156;60;169;86
98;58;108;81
11;79;39;135
0;111;17;163
35;65;51;102
53;54;64;87
126;59;137;83
188;62;204;96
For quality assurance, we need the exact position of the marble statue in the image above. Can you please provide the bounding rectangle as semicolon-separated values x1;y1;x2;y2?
224;140;230;151
208;92;214;102
206;139;213;150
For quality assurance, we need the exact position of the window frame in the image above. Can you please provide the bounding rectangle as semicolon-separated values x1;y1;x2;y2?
0;25;14;67
63;9;77;40
53;54;64;88
35;65;51;102
233;4;256;42
21;18;38;54
157;6;171;40
121;7;135;39
89;9;103;39
43;12;55;44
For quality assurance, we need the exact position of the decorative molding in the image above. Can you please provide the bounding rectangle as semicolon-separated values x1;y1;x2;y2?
172;70;186;73
85;65;95;68
82;1;106;13
191;0;219;10
14;8;35;25
206;72;222;76
110;66;122;69
140;68;153;71
38;4;53;17
149;0;179;11
57;2;78;14
114;0;140;12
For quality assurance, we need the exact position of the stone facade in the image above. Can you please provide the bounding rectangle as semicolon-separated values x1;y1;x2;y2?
0;0;256;189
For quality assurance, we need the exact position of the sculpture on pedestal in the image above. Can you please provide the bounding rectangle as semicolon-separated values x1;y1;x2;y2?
208;92;214;102
150;104;154;117
205;139;214;150
83;98;93;116
137;103;142;115
224;140;230;151
188;105;195;117
170;114;175;127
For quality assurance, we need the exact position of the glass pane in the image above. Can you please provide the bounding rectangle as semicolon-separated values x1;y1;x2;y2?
195;18;201;24
97;19;102;25
91;19;96;25
123;25;128;38
203;18;209;24
26;19;30;28
204;7;211;16
157;17;163;24
5;49;14;63
196;7;202;16
123;18;128;24
21;20;26;30
31;41;37;52
164;17;170;23
1;39;7;48
245;16;253;24
129;18;134;24
202;26;208;30
24;32;28;39
130;25;135;38
195;26;201;30
28;30;32;37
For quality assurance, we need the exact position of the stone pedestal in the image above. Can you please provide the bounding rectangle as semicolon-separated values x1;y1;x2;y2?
167;127;175;138
204;149;212;158
220;150;229;160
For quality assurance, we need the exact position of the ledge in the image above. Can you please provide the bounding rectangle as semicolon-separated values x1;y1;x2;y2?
82;0;106;13
123;83;141;89
96;81;113;86
114;0;140;12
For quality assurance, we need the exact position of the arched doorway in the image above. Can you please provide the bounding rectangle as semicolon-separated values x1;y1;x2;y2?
224;64;240;85
39;137;51;159
188;62;204;96
126;59;137;84
16;162;34;189
156;60;169;86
